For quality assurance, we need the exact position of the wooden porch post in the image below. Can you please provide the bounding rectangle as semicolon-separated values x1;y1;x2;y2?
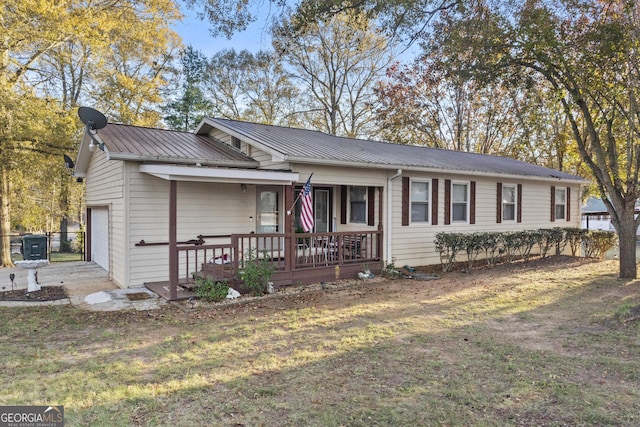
378;186;384;261
169;180;178;300
285;184;295;272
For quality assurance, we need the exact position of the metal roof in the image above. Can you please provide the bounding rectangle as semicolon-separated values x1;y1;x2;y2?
202;118;587;182
98;123;257;167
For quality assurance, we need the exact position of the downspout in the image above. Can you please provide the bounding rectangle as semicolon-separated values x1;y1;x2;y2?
386;169;403;266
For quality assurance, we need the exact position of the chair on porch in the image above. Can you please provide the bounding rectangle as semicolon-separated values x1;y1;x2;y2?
343;235;364;260
297;238;329;265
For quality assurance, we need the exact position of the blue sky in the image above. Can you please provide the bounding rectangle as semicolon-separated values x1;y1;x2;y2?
173;4;276;56
172;3;420;62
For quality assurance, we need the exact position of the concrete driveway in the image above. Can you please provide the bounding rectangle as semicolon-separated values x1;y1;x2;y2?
1;261;164;310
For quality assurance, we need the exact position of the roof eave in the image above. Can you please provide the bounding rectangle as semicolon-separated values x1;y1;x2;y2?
285;156;589;184
108;152;259;168
139;163;299;184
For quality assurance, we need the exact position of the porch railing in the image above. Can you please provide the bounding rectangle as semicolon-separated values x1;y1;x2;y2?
175;230;382;286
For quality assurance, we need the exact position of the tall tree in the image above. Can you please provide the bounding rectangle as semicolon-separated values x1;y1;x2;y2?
375;54;584;175
203;49;298;125
184;0;457;41
1;0;181;266
273;11;393;137
431;0;640;278
164;46;212;131
241;50;300;126
204;49;253;120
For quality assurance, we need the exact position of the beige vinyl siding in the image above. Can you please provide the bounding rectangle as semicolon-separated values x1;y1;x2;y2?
292;164;386;187
293;164;386;233
127;168;261;286
207;128;289;169
85;151;126;287
390;173;582;267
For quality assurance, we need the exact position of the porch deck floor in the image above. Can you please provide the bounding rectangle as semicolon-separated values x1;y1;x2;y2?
145;280;195;301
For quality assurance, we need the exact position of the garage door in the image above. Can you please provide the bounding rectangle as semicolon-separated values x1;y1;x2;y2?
91;208;109;272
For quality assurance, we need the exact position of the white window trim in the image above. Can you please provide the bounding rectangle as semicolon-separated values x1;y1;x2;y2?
555;187;567;220
348;185;368;224
502;183;517;222
451;181;470;224
410;179;431;225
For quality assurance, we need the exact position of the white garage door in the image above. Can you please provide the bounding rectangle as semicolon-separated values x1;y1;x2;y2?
91;208;109;272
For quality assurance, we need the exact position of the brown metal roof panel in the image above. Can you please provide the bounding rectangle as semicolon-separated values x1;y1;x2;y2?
207;118;585;181
98;123;254;164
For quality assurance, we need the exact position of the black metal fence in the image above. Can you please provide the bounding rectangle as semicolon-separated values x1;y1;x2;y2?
5;232;85;262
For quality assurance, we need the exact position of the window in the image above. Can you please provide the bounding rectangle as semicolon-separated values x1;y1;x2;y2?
411;181;430;223
555;188;566;220
232;136;241;149
502;185;516;221
349;186;367;223
451;182;468;222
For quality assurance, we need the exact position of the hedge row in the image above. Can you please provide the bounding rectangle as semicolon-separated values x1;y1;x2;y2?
434;228;617;272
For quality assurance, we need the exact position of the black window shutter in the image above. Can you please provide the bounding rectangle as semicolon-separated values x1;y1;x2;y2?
432;178;439;225
566;187;571;222
402;177;410;226
470;181;476;225
550;186;556;222
368;186;376;226
517;184;522;223
497;182;503;224
444;179;451;225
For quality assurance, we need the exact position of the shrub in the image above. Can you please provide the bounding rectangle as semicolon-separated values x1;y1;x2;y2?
583;230;617;258
538;228;564;258
238;249;276;296
563;227;588;256
481;232;505;267
195;277;229;302
433;227;587;272
76;226;85;254
464;233;484;270
435;232;465;272
502;231;522;262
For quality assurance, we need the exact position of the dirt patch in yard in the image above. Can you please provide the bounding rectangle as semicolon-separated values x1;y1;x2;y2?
0;285;68;301
2;255;639;426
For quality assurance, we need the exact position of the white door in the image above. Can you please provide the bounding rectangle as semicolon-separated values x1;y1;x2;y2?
91;208;109;272
314;189;330;232
256;187;282;252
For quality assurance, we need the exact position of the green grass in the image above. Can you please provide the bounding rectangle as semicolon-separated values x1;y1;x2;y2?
0;257;638;426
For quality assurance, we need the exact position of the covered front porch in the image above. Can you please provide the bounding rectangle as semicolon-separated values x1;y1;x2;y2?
140;164;385;300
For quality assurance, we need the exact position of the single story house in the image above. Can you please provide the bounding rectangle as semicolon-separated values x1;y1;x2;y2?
73;117;586;299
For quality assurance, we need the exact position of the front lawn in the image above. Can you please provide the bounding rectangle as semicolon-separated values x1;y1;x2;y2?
0;256;638;426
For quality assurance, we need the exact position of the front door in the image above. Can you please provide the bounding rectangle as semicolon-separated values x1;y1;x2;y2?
314;188;331;232
293;186;333;232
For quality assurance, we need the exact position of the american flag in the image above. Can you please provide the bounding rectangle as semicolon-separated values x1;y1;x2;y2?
300;175;314;232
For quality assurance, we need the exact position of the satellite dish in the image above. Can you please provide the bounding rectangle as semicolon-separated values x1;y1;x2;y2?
78;107;107;133
63;154;74;169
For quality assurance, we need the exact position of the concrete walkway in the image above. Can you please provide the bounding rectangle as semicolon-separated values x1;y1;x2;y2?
0;261;165;311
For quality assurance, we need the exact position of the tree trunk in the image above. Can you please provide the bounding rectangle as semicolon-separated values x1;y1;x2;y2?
615;207;637;279
0;166;14;267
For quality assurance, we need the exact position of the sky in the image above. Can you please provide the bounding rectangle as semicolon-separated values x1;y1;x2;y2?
172;3;277;56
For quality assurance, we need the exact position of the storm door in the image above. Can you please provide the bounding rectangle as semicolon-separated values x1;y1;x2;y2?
257;187;281;233
314;188;331;232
